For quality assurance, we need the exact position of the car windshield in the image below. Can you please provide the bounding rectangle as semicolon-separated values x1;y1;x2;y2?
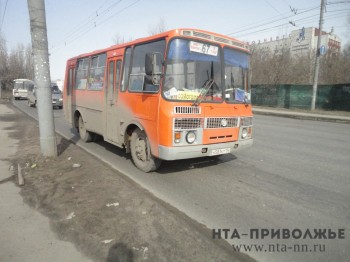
51;85;61;94
163;39;222;103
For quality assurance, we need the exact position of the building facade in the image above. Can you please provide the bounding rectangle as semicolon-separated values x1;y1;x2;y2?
249;27;341;57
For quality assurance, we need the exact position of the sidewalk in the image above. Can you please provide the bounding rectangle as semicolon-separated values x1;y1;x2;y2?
0;103;92;262
253;106;350;124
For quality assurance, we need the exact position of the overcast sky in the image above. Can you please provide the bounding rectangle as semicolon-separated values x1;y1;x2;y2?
1;0;349;80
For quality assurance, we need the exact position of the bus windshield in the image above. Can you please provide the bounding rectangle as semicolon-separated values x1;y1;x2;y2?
163;38;250;104
223;47;250;104
163;39;222;103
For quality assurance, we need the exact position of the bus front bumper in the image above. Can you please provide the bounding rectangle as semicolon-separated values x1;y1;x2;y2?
158;139;253;161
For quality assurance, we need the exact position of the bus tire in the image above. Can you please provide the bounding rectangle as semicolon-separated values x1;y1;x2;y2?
78;116;93;142
130;129;161;172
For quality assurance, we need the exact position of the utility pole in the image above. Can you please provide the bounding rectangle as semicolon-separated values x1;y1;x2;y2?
27;0;57;157
311;0;326;110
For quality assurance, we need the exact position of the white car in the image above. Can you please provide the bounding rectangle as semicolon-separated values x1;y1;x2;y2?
28;84;63;109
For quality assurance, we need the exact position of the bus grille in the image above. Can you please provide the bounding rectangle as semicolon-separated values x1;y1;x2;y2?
174;106;201;114
193;31;212;40
205;117;239;128
174;118;203;130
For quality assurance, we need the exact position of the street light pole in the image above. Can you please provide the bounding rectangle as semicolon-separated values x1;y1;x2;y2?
27;0;57;157
311;0;326;110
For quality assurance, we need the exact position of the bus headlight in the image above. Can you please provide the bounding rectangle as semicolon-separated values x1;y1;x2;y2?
186;131;196;144
241;128;248;139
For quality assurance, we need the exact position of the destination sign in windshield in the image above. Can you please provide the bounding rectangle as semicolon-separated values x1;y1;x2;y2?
189;41;219;56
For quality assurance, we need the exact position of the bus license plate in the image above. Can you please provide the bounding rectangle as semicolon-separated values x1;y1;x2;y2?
211;148;231;156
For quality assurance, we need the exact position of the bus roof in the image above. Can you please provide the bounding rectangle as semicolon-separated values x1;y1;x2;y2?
68;28;249;61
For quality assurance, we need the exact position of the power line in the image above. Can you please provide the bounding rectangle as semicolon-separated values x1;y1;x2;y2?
0;0;9;32
236;10;348;40
327;1;350;4
227;5;320;36
263;0;288;18
325;8;350;12
97;0;141;27
50;0;124;49
228;2;348;40
50;0;141;53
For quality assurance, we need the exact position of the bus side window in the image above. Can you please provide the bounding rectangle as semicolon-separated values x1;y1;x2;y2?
107;60;115;101
121;48;132;92
68;68;73;95
88;53;106;90
75;58;89;90
128;39;165;93
115;60;121;98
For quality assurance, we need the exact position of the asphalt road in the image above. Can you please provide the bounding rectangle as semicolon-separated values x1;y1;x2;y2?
13;100;350;262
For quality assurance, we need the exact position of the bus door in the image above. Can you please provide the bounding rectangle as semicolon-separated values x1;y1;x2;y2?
65;66;75;125
105;56;122;143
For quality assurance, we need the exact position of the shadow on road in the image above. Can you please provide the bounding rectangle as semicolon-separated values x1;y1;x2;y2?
106;243;134;262
156;154;237;174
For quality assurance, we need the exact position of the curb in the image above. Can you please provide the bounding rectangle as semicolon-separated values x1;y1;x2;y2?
253;109;350;124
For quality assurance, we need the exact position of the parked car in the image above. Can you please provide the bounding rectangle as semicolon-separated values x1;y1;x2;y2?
28;84;63;109
13;79;35;100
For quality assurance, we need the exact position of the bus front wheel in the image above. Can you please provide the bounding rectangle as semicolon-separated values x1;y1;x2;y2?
78;116;93;142
130;129;161;172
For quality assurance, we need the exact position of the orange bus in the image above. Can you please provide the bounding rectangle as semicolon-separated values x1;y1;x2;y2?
63;28;253;172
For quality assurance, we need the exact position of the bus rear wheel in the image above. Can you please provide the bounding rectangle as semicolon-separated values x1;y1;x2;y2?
130;129;161;172
78;116;93;142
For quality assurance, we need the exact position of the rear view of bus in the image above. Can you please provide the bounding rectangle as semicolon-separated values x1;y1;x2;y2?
13;79;35;100
63;29;253;172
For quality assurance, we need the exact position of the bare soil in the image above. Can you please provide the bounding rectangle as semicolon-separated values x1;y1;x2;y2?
3;100;255;262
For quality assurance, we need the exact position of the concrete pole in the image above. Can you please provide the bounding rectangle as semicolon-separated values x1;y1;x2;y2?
27;0;57;157
311;0;325;110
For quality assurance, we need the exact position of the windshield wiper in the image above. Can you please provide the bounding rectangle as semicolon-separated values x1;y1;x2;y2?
192;79;215;106
193;61;216;106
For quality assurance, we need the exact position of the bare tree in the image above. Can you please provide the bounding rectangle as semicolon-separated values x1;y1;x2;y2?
112;33;125;45
250;45;271;85
290;53;314;85
8;44;27;80
112;33;134;45
346;11;350;45
250;44;349;85
148;17;167;36
24;44;34;79
0;33;34;90
319;46;350;84
0;33;8;80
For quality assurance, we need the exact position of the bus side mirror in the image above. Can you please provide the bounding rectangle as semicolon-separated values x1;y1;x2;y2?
145;52;163;85
145;53;155;76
